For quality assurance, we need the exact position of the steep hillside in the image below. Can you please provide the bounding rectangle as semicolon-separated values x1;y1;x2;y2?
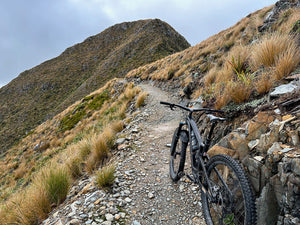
1;1;300;224
0;19;190;153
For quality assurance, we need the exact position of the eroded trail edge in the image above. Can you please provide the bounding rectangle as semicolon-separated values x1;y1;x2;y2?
44;83;205;225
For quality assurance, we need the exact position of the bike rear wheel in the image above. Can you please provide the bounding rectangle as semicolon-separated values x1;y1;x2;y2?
169;128;188;182
201;154;256;225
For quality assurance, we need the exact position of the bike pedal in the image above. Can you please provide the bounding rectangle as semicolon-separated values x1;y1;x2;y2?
186;174;196;183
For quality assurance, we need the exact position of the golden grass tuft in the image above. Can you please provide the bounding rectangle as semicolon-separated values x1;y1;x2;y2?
250;32;299;71
95;163;116;189
135;91;148;108
86;133;109;173
273;48;300;80
227;81;252;104
204;66;218;87
255;70;275;94
14;162;28;180
36;164;71;206
110;120;124;134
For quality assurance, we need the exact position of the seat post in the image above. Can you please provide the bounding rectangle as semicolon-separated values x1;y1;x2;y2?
204;121;217;152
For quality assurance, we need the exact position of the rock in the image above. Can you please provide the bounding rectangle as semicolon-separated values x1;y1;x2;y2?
125;197;132;203
148;192;155;199
101;221;112;225
116;138;126;145
227;132;249;160
291;158;300;176
257;126;279;154
114;214;121;220
246;111;273;140
207;145;236;158
270;82;298;98
243;156;263;192
105;213;114;222
256;184;280;225
132;221;141;225
248;139;259;151
254;156;264;162
268;142;282;154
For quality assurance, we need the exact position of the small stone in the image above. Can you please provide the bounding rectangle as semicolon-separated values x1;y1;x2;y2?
116;138;126;145
179;184;185;192
105;213;114;221
115;214;121;220
132;221;141;225
102;221;112;225
148;192;155;199
254;156;264;162
267;142;282;154
248;139;259;151
125;197;132;203
67;219;81;225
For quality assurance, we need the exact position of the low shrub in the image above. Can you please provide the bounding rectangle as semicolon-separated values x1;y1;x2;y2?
95;163;115;189
135;92;148;108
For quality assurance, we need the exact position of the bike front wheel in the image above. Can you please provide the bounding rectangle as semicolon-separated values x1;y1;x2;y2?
169;128;188;182
201;154;256;225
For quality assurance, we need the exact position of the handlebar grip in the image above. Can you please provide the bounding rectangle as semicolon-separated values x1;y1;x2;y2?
160;101;170;105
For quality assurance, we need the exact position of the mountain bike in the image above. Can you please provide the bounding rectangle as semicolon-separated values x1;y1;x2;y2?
160;101;256;225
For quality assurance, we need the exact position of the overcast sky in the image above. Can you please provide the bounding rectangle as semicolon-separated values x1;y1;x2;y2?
0;0;276;88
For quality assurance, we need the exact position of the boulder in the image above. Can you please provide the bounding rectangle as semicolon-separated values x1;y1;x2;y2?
207;145;236;158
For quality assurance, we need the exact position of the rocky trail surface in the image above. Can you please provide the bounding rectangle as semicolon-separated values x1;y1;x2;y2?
43;83;206;225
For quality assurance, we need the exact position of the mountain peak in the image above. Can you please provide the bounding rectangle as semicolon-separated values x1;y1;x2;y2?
0;19;190;153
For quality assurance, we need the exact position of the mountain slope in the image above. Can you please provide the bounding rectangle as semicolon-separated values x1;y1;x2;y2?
0;19;190;153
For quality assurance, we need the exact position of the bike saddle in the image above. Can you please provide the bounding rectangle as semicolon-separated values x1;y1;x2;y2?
207;114;226;122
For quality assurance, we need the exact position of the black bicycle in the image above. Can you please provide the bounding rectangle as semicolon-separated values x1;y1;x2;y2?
160;101;256;225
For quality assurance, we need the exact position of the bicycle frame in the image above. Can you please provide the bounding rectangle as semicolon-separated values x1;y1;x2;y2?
186;113;233;204
160;101;232;201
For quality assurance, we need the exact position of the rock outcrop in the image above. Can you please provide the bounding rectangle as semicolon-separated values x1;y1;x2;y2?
259;0;300;32
208;110;300;224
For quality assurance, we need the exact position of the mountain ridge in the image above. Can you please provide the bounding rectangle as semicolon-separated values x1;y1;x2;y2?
0;18;190;153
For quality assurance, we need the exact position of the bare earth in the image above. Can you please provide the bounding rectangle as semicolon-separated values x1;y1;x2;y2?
44;83;206;225
116;84;206;225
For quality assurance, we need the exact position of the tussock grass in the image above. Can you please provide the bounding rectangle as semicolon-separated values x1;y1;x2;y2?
95;163;116;189
274;48;300;80
135;92;148;108
250;33;298;70
37;165;71;206
255;70;275;94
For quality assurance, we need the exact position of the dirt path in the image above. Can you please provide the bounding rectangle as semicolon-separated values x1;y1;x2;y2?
116;83;206;225
43;83;206;225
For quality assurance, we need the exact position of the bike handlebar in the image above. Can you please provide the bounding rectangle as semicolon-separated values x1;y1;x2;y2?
160;101;224;114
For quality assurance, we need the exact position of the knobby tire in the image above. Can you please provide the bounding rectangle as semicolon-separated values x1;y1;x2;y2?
201;154;256;225
169;128;188;182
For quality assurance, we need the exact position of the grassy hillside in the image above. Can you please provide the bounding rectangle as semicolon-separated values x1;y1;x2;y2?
1;2;300;224
0;78;147;224
127;6;300;110
0;19;190;153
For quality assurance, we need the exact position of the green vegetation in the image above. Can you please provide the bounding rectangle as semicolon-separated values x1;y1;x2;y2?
95;163;116;189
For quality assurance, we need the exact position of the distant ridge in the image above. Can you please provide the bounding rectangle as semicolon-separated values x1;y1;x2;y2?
0;19;190;153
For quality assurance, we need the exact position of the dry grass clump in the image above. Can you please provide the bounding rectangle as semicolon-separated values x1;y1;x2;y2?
86;134;110;173
227;81;252;104
109;120;124;135
37;165;71;206
251;32;299;70
135;91;148;108
95;163;116;189
14;162;28;180
255;70;275;94
273;48;300;79
0;164;70;225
